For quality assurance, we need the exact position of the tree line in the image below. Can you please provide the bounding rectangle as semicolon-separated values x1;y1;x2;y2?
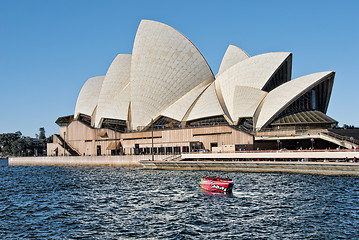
0;128;51;158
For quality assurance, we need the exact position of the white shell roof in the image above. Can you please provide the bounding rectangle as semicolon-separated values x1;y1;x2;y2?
254;71;335;130
161;81;210;121
232;86;267;123
74;76;104;119
217;45;249;76
73;20;335;133
216;52;291;91
215;52;291;122
97;83;130;126
186;82;225;121
130;20;214;129
94;54;131;127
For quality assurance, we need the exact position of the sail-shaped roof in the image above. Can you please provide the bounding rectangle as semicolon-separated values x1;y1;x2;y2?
254;71;335;130
161;81;210;121
130;20;214;129
232;86;267;123
94;54;131;127
217;45;249;76
72;19;336;133
186;82;225;122
74;76;104;119
215;52;291;122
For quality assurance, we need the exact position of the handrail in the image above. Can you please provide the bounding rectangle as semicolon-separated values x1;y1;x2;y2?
55;134;81;156
161;154;182;161
322;131;359;145
258;126;311;133
228;125;254;136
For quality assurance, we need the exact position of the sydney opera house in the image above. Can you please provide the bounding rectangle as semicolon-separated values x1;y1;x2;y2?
48;20;344;157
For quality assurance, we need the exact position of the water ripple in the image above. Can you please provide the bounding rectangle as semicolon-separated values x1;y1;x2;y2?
1;160;359;239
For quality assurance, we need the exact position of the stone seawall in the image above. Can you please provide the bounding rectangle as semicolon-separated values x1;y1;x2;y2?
9;154;359;175
140;161;359;175
9;155;171;167
182;151;359;160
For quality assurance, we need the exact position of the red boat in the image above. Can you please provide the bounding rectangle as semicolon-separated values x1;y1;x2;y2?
200;176;234;193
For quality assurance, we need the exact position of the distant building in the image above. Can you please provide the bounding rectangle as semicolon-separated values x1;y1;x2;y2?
48;20;346;156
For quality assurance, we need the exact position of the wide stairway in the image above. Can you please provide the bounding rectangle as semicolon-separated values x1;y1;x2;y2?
324;129;359;148
55;134;80;156
255;128;359;149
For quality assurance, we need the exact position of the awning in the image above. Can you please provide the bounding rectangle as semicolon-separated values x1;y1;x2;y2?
55;115;74;127
271;110;337;126
97;130;108;138
107;142;122;150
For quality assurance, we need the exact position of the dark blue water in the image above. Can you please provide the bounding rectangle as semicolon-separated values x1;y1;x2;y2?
1;159;359;239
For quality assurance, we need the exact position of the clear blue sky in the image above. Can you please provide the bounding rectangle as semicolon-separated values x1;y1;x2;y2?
0;0;358;137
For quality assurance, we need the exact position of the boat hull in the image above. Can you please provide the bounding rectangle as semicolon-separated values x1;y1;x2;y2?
200;177;234;193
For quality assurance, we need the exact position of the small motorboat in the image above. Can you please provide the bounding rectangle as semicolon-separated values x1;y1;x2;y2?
200;176;234;193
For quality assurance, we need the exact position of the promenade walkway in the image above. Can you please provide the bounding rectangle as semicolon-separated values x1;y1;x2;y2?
181;149;359;161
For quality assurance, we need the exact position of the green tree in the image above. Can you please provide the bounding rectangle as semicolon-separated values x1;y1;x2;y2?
0;131;25;157
39;127;46;140
0;130;49;157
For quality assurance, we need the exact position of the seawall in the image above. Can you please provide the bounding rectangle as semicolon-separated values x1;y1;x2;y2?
181;151;359;160
8;151;359;175
8;155;170;167
139;151;359;175
140;160;359;175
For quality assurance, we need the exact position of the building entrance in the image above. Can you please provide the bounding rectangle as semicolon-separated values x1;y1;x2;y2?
97;145;101;156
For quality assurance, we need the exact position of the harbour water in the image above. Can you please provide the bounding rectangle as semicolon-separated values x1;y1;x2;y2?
1;159;359;239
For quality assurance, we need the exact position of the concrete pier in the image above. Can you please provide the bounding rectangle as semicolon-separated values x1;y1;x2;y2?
181;150;359;161
140;160;359;175
8;150;359;175
9;155;171;167
140;150;359;175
